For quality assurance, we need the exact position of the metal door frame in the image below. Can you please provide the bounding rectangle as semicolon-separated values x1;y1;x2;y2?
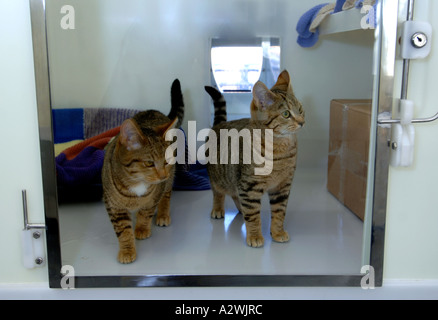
29;0;400;288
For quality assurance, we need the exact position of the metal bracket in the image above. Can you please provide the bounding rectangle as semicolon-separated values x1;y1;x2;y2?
388;100;415;167
379;99;438;167
22;190;45;230
21;190;46;268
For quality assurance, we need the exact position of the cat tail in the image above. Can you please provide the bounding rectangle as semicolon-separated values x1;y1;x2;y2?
168;79;184;128
205;86;226;126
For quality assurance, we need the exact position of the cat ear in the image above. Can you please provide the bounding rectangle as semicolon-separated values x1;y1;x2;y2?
272;70;293;93
253;81;276;110
154;117;179;138
119;119;144;151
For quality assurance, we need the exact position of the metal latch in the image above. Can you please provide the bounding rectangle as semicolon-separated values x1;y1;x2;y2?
377;12;436;167
21;190;46;269
379;18;436;126
399;20;432;59
378;99;438;167
389;100;415;167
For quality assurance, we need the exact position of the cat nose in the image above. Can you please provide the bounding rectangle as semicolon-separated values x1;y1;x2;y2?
156;168;168;180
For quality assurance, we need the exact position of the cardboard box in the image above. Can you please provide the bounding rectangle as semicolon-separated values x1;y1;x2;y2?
327;99;372;221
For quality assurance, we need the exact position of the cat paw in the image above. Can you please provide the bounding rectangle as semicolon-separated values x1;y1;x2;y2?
135;227;151;240
117;249;136;264
246;235;264;248
155;215;171;227
211;209;225;219
271;230;290;243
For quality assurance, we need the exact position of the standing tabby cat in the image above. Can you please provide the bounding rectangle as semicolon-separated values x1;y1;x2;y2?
204;70;304;247
102;79;184;263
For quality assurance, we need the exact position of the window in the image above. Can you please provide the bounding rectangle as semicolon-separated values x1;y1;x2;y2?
211;46;263;92
209;38;281;119
211;38;281;93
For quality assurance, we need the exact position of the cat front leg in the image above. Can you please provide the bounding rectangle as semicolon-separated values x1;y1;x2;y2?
210;185;225;219
239;195;264;248
135;207;156;240
237;180;265;247
108;210;136;264
156;190;172;226
268;183;292;243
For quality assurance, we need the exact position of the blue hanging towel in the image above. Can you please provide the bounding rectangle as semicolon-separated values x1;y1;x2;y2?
334;0;347;13
296;3;329;48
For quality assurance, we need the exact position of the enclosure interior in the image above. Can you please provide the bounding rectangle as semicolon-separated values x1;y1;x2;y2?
47;0;375;277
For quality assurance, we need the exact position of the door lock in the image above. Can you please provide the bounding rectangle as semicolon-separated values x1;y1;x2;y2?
411;32;427;48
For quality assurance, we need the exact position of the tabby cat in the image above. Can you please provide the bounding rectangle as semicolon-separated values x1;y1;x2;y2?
102;79;184;263
204;70;304;247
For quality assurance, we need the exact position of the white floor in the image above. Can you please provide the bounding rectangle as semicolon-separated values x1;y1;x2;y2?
58;167;364;278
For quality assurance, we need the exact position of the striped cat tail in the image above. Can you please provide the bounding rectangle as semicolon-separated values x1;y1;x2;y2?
168;79;184;128
205;86;227;126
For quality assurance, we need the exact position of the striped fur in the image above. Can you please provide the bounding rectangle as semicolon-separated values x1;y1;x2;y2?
205;70;305;248
205;86;227;126
168;79;185;128
102;79;184;264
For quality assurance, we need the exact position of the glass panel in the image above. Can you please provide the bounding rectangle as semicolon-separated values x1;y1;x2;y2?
211;46;263;92
42;0;383;285
210;38;281;120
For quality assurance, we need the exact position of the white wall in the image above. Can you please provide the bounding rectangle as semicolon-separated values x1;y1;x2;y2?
0;0;47;284
1;0;437;293
384;0;438;280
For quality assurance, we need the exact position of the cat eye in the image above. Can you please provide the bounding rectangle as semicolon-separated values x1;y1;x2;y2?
143;161;155;167
281;110;291;118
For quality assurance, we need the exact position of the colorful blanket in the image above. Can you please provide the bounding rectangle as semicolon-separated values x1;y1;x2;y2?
52;108;140;143
55;126;120;188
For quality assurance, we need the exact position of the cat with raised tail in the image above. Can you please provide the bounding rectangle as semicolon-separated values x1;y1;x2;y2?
102;79;184;263
205;70;305;248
